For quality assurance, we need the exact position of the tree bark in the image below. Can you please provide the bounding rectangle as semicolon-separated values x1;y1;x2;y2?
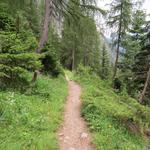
32;0;52;82
113;2;123;80
72;49;75;71
83;49;87;66
37;0;52;53
31;70;39;83
139;65;150;103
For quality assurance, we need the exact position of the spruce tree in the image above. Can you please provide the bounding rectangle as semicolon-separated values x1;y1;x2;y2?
100;44;110;80
108;0;133;80
41;26;63;76
121;10;146;95
133;25;150;103
0;12;41;88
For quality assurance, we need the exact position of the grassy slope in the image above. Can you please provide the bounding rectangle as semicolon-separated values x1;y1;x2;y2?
75;74;150;150
0;75;68;150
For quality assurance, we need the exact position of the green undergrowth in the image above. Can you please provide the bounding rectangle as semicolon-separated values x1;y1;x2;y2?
75;74;150;150
64;69;74;80
0;75;68;150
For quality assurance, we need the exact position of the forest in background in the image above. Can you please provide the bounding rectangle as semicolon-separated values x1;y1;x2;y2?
0;0;150;149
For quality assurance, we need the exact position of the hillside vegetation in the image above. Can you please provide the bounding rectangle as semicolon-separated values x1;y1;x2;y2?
0;75;68;150
74;67;150;149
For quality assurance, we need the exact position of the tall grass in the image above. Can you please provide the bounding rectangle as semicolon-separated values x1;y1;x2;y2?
0;75;68;150
75;74;150;150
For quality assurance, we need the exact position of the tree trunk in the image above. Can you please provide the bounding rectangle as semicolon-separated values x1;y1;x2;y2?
102;46;105;68
72;49;75;71
113;2;123;80
37;0;52;53
83;49;87;66
16;15;20;34
139;65;150;103
32;0;52;82
31;70;38;83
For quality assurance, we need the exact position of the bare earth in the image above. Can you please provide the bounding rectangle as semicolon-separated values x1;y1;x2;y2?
59;81;95;150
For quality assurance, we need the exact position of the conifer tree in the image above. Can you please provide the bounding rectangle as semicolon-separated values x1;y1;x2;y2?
100;44;110;80
108;0;133;80
41;26;63;76
0;31;41;87
60;0;101;71
121;10;146;95
0;11;41;88
134;25;150;103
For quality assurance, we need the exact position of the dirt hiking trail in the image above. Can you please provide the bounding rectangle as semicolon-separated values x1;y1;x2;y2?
58;80;95;150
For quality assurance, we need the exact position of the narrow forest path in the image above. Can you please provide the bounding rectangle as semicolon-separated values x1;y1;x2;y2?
58;79;95;150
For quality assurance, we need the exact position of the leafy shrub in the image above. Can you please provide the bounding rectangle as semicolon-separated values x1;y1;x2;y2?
76;64;93;76
41;44;64;77
0;12;15;31
113;77;123;92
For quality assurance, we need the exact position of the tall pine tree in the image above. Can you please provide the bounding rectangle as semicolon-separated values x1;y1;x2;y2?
108;0;133;80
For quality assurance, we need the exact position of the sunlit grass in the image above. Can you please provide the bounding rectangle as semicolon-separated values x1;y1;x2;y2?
0;75;68;150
